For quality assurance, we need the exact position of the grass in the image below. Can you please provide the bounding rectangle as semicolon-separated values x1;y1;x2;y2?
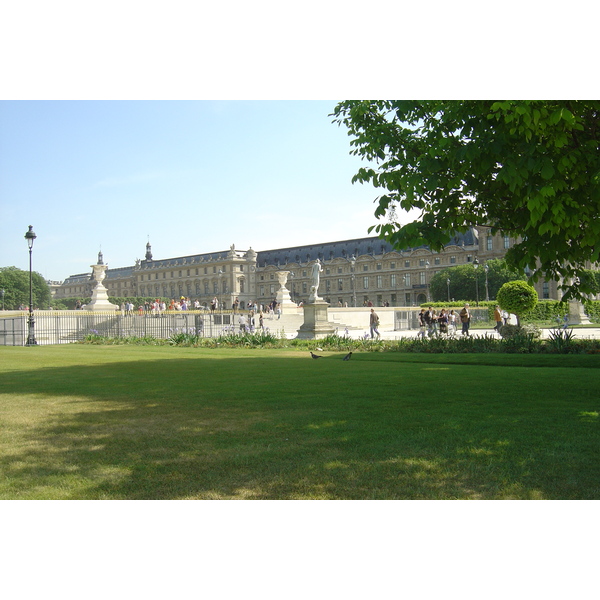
1;345;599;499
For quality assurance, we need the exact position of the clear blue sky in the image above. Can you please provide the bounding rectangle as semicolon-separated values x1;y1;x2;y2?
0;100;400;281
1;4;594;284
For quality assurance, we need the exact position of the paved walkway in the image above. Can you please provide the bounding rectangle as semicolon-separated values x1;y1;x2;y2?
361;325;600;341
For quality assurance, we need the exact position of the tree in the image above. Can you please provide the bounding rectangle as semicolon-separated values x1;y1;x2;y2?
429;258;526;302
0;266;51;310
332;101;600;299
496;280;538;326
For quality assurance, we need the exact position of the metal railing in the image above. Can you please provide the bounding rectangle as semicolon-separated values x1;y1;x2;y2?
0;310;240;346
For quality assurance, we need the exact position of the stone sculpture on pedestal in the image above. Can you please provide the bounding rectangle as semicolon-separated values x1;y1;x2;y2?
297;259;336;339
85;252;119;312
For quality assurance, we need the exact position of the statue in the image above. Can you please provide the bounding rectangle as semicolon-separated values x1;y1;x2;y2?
309;259;323;302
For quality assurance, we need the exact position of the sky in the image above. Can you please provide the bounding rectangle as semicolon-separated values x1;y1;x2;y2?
0;100;405;281
2;3;596;285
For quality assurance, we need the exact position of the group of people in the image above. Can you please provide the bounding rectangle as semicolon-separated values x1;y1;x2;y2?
418;303;509;338
418;306;459;337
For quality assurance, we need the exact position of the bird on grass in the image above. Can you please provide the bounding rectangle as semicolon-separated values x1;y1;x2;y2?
342;351;353;361
310;351;322;359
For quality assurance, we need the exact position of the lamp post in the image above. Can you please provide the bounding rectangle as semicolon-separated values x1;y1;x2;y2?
425;260;430;302
350;255;356;307
473;257;480;307
24;225;37;346
218;269;223;312
484;263;490;301
446;278;450;302
290;271;295;304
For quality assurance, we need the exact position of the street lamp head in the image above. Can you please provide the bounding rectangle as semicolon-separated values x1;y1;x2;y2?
25;225;37;249
473;258;479;270
350;255;356;267
484;263;489;272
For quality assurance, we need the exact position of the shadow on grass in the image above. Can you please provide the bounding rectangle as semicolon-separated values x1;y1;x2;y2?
1;352;599;499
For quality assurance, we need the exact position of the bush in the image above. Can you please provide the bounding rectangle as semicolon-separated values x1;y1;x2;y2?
496;281;538;325
499;324;542;339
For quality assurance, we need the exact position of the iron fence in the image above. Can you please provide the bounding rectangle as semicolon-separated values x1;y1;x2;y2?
0;311;239;346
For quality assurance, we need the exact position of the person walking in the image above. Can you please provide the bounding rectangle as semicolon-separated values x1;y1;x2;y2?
423;306;435;337
493;305;503;332
238;313;247;333
438;308;448;335
369;308;381;339
459;303;471;336
417;308;427;338
448;310;457;336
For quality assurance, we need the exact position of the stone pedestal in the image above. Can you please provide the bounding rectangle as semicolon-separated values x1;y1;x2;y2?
568;300;591;325
86;262;119;312
296;301;337;339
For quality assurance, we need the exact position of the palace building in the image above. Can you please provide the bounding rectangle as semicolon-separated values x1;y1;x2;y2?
54;226;562;307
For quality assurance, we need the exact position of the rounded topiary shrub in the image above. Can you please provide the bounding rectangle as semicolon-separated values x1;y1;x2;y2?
499;323;542;339
496;280;538;326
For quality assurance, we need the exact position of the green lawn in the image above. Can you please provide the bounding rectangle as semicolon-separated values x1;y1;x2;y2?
1;345;599;499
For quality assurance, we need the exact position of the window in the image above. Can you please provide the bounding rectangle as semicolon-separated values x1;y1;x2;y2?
466;255;473;262
419;259;425;267
302;282;307;294
450;256;456;264
390;262;396;269
543;282;549;299
376;275;382;288
338;278;343;291
363;265;368;272
487;236;493;251
204;267;207;274
390;274;396;287
405;260;410;268
204;282;209;294
504;236;511;249
338;267;343;274
377;263;382;270
363;276;369;289
434;257;440;265
420;272;426;285
404;273;411;287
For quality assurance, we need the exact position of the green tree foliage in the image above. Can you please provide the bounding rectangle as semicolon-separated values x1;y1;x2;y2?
0;266;51;310
496;280;538;326
332;100;600;299
429;258;526;302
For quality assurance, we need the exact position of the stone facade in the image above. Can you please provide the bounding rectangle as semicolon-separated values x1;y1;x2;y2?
53;227;579;306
